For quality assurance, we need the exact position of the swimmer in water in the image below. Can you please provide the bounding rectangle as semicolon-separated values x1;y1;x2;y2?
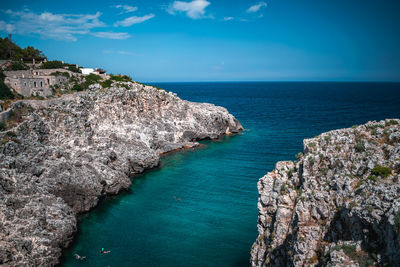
100;248;111;254
74;254;86;260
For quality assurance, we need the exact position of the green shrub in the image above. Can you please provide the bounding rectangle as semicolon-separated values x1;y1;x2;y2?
67;65;80;73
0;121;6;131
355;139;365;152
117;83;130;90
385;120;399;127
287;168;295;178
280;184;287;193
296;152;303;160
153;86;164;91
41;60;65;69
5;131;16;137
71;83;84;91
0;79;14;99
366;124;384;129
85;73;102;84
71;73;103;91
324;135;331;142
371;165;392;178
110;74;132;82
368;175;377;183
342;244;357;261
100;79;113;88
50;71;70;78
9;61;29;70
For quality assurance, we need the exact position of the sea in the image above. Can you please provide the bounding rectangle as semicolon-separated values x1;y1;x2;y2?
62;82;400;266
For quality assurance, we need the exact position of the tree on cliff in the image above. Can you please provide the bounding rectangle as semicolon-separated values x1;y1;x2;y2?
0;35;46;60
0;71;14;99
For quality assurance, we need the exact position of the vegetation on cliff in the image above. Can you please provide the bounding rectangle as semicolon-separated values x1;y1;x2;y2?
251;119;400;267
0;36;46;61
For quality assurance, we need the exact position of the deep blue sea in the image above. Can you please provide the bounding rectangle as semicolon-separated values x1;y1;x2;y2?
62;82;400;267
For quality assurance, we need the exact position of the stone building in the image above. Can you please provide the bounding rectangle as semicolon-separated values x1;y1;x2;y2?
3;68;74;97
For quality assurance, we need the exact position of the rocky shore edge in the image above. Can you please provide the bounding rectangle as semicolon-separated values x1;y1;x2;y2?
251;119;400;266
0;82;243;266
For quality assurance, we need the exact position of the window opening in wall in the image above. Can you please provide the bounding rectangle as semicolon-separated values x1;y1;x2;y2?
34;81;37;87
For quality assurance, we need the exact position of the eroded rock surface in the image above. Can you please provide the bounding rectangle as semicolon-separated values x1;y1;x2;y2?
251;119;400;266
0;83;243;266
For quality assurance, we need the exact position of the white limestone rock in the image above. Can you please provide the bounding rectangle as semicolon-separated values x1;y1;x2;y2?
251;119;400;266
0;82;243;266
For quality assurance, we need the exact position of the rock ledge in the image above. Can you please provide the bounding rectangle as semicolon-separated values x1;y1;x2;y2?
0;83;243;266
251;119;400;266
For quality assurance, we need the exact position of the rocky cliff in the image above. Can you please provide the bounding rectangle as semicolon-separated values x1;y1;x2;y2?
0;82;243;266
251;119;400;266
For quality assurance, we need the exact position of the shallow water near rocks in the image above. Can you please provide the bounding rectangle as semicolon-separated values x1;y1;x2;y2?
62;82;400;266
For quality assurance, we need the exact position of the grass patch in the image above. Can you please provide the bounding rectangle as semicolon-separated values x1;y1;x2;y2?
367;175;377;183
370;165;392;178
100;79;113;88
355;139;365;152
324;135;331;142
110;74;133;82
296;152;303;160
385;120;399;127
309;157;315;167
50;71;70;78
280;184;287;194
287;168;295;178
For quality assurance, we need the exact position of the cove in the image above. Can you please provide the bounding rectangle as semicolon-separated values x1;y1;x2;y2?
62;82;400;266
62;134;263;267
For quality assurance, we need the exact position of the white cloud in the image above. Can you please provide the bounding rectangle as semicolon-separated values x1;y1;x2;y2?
114;14;155;27
213;61;224;70
1;9;129;41
167;0;210;19
223;17;234;21
0;21;15;33
102;50;143;56
113;5;138;14
91;32;130;39
247;2;267;13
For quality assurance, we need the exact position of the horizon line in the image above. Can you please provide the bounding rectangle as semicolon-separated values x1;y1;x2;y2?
143;80;400;83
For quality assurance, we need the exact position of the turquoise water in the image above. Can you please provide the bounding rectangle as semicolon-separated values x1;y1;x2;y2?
62;82;400;266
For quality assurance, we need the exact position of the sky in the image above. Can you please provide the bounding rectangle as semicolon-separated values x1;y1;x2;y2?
1;0;400;82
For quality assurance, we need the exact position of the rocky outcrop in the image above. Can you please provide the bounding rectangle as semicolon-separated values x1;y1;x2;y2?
0;82;243;266
251;119;400;266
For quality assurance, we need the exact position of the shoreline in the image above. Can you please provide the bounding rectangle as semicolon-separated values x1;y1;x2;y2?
0;82;243;266
57;130;242;265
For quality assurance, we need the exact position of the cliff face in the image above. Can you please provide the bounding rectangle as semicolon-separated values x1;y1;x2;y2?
251;119;400;266
0;83;243;266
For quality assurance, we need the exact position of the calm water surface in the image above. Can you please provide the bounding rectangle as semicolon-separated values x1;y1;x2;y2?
62;82;400;266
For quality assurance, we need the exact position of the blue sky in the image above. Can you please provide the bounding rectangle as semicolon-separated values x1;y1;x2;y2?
1;0;400;82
